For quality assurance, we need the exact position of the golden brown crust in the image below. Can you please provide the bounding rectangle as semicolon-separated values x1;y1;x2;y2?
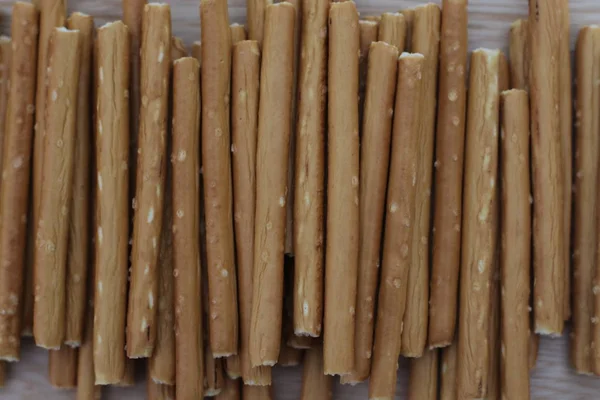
401;3;440;358
200;0;239;357
301;344;332;400
342;41;398;385
249;2;296;367
293;0;329;338
456;48;500;400
33;27;82;349
428;0;468;348
93;20;130;385
440;342;458;400
529;0;565;336
323;0;360;376
368;53;425;400
378;13;406;50
500;89;532;399
509;19;529;90
0;2;38;361
408;349;439;400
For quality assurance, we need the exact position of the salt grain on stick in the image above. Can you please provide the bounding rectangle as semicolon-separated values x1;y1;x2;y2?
49;346;78;388
249;2;296;367
0;1;38;362
500;89;532;398
456;48;500;400
509;19;529;91
293;0;329;338
93;20;130;385
231;40;271;385
440;342;458;400
323;0;360;376
33;27;82;350
301;344;333;400
200;0;239;357
342;41;398;385
408;349;439;400
247;0;272;47
378;12;406;50
401;3;440;357
428;0;468;348
368;53;425;400
529;0;565;336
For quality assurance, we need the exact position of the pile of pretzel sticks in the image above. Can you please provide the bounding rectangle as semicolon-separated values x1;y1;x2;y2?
0;0;594;399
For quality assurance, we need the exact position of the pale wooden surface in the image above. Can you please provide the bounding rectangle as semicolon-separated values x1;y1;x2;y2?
0;0;598;399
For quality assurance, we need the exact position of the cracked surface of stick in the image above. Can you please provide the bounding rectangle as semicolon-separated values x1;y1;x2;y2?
301;344;332;400
33;27;82;350
127;3;171;358
64;12;94;348
172;56;204;399
440;342;458;400
509;19;529;91
342;41;398;385
93;20;130;385
500;89;531;398
25;0;67;338
408;349;439;400
200;0;239;357
49;346;78;388
401;3;440;358
231;39;271;385
529;0;565;336
0;1;38;362
428;0;468;349
293;0;329;339
250;2;296;367
368;53;424;400
378;12;406;50
247;0;271;47
323;0;360;376
456;48;500;400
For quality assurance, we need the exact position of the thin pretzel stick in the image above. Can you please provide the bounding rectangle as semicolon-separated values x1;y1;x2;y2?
300;344;332;400
358;20;378;129
0;36;11;181
147;377;175;400
247;0;272;47
77;310;101;400
378;12;406;50
205;343;225;396
49;346;78;388
408;349;439;400
440;342;458;400
509;19;529;91
243;385;273;400
216;376;241;400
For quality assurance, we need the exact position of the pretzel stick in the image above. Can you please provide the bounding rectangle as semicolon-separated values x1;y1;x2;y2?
49;346;78;388
500;88;532;396
401;3;440;357
93;20;130;385
127;3;172;358
293;0;329;338
368;52;425;400
401;9;414;51
358;20;378;128
440;342;458;400
575;27;600;374
147;378;175;400
488;257;501;400
230;24;247;45
323;0;360;376
408;349;439;400
0;36;11;177
288;334;316;350
428;0;468;348
217;376;241;400
225;355;241;379
116;360;135;386
24;0;67;338
243;385;273;400
378;12;406;50
205;343;225;396
342;41;399;385
247;0;272;47
171;36;187;59
77;310;101;400
192;41;201;64
301;344;332;400
32;27;82;349
456;48;500;400
509;19;529;90
363;15;380;23
529;0;565;336
200;0;239;358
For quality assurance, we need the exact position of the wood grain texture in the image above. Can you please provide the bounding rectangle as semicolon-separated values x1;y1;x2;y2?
0;0;597;398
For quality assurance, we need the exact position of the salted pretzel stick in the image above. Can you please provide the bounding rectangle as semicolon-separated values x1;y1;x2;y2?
401;9;415;51
401;3;440;357
0;1;38;361
231;40;271;385
500;89;532;396
323;0;360;376
368;53;425;400
284;0;302;257
171;36;187;59
192;41;201;64
230;24;247;44
342;41;399;385
428;0;468;348
93;20;130;384
378;13;406;50
171;56;204;398
509;19;529;90
77;311;100;400
147;378;175;400
301;344;332;400
358;20;378;128
205;343;225;396
49;346;78;388
250;2;296;367
200;0;239;357
32;27;82;349
62;12;94;348
243;385;273;400
529;0;565;336
247;0;271;47
440;342;458;400
293;0;329;338
573;27;600;375
408;349;439;400
456;48;500;400
24;0;67;337
0;37;11;176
